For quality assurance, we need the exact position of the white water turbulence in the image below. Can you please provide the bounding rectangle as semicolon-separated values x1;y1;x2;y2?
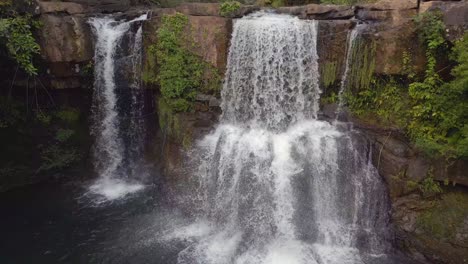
88;15;148;202
169;12;395;264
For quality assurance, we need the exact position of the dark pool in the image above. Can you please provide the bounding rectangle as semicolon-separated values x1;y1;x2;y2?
0;178;192;264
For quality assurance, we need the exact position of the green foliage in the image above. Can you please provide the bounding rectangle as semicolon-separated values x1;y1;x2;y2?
264;0;285;8
349;38;376;92
321;92;338;104
417;192;468;240
36;112;51;125
406;12;467;159
346;12;468;159
38;145;79;172
220;1;241;16
0;14;41;75
148;12;221;112
419;177;443;197
55;129;75;143
55;108;80;124
345;78;407;123
321;61;338;88
151;13;202;112
0;96;84;177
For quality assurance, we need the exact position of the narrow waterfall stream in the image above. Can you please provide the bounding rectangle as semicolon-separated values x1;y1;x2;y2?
335;24;364;120
88;15;148;202
167;12;394;264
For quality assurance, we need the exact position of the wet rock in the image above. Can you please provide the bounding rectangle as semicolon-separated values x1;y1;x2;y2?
277;4;355;20
38;14;93;63
317;20;354;94
230;5;261;18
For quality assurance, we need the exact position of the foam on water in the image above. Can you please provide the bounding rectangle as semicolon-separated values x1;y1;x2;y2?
87;14;148;202
161;12;393;263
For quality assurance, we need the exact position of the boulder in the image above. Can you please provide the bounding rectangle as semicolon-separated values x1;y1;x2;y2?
38;14;93;63
37;1;88;15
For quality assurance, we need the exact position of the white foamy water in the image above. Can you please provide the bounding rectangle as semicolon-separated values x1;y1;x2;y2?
160;12;393;264
87;14;148;202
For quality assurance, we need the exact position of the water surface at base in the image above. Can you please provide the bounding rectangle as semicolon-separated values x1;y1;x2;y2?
0;181;186;264
0;179;418;264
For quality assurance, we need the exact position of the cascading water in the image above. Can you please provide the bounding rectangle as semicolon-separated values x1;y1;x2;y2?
336;24;365;120
170;12;394;264
88;14;148;202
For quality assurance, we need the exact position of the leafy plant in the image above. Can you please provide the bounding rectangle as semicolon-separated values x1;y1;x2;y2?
147;13;221;112
55;129;75;143
220;1;241;16
417;192;468;240
55;108;80;124
0;14;41;75
345;12;468;159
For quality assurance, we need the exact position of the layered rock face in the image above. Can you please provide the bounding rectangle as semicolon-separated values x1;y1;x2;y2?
25;1;468;263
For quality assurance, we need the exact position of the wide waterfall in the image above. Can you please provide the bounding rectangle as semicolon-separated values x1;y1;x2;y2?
170;12;394;264
88;15;148;202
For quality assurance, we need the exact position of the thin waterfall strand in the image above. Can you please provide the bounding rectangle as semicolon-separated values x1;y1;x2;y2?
88;15;147;202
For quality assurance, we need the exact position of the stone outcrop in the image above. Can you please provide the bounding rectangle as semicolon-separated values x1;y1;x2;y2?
421;0;468;41
38;1;88;14
278;4;354;19
345;117;468;264
141;3;229;182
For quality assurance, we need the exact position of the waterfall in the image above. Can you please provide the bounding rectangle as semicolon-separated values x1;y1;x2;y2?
88;14;148;202
171;12;394;264
336;24;364;121
221;12;321;130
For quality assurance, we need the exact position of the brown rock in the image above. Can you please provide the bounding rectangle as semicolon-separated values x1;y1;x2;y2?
38;1;87;15
38;14;93;63
317;20;354;93
421;1;468;41
365;19;426;75
278;4;354;19
358;0;418;11
187;16;231;72
176;3;220;17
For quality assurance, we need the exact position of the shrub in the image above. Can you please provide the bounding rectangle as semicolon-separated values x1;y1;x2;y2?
220;1;241;16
